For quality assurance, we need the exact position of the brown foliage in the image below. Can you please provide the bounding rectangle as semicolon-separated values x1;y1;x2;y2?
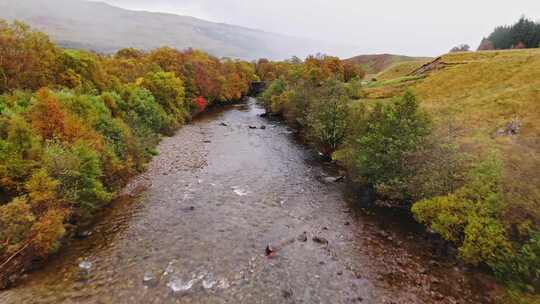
0;20;60;93
29;88;104;150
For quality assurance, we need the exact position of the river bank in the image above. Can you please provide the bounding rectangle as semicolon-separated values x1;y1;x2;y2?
1;98;503;304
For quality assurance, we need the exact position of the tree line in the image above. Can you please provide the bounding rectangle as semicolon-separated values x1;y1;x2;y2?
0;20;257;288
479;16;540;50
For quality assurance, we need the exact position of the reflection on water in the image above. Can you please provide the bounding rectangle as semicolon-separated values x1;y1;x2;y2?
0;98;501;304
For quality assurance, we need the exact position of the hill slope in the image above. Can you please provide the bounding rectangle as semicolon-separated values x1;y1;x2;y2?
344;54;432;75
362;49;540;230
0;0;356;60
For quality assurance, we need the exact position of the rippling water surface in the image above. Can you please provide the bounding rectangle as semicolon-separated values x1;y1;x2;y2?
0;99;501;304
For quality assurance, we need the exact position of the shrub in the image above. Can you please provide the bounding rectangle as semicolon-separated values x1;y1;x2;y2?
0;21;60;94
0;115;41;195
30;208;67;256
43;142;112;216
141;71;188;123
498;232;540;290
118;85;175;137
193;96;208;114
58;91;135;161
28;89;104;151
412;155;512;266
25;169;60;215
354;91;431;203
260;78;286;112
0;198;35;255
306;79;351;155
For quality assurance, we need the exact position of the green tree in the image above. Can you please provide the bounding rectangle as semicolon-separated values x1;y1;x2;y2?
306;79;351;155
354;91;431;203
260;78;286;112
43;142;112;216
141;71;187;123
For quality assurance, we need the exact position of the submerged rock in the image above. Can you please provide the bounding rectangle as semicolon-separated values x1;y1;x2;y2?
217;278;230;289
75;230;93;239
143;272;159;287
78;260;92;271
233;188;249;196
78;260;93;280
323;176;345;183
297;232;308;242
282;289;293;298
167;277;195;294
312;236;329;245
202;274;218;290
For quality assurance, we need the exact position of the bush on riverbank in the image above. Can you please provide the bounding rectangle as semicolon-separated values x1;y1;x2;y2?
257;55;364;155
0;20;256;288
353;91;432;204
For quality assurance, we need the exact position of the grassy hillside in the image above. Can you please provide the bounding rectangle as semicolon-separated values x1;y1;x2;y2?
343;54;432;76
363;48;540;243
376;60;431;80
416;50;540;226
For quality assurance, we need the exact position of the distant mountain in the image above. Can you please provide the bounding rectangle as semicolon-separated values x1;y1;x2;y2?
344;54;433;75
0;0;359;60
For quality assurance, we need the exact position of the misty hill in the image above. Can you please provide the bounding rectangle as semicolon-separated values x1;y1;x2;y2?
344;54;432;75
0;0;357;60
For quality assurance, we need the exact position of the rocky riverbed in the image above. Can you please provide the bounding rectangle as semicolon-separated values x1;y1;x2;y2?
0;98;503;304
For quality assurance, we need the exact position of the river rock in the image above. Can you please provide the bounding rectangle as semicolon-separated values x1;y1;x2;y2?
297;232;308;242
79;260;92;271
143;272;159;287
282;289;293;298
312;236;329;245
323;176;344;183
78;260;93;280
167;277;195;294
75;230;93;239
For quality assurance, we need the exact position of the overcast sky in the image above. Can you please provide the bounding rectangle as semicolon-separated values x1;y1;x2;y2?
100;0;539;57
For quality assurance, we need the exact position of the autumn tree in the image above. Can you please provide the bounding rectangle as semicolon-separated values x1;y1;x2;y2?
0;20;60;93
141;71;188;123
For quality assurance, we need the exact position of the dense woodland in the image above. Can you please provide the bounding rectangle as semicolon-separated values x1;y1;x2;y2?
256;54;540;295
480;17;540;50
0;20;256;287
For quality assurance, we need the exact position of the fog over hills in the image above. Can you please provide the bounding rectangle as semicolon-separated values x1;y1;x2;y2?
0;0;361;60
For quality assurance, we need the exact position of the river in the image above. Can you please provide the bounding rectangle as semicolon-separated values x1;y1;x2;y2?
0;98;501;304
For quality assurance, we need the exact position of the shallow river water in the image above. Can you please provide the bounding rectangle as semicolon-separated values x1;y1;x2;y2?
0;99;501;304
